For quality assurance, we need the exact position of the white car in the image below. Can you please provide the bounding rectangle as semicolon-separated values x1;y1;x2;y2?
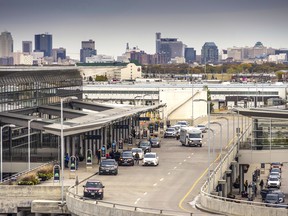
267;176;281;188
131;148;144;160
176;121;189;127
142;152;159;166
196;124;207;133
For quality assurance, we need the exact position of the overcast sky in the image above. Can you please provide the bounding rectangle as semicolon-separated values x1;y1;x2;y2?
1;0;288;60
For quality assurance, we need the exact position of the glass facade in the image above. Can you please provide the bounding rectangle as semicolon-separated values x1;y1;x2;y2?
0;68;83;166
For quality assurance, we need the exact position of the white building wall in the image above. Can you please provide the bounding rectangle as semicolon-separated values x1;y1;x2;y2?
120;63;142;80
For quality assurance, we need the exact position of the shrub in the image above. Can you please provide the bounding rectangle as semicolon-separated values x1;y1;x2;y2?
37;165;53;181
18;173;40;185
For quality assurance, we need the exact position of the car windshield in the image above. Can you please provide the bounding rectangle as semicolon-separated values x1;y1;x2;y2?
150;138;159;142
145;154;156;158
140;142;150;146
197;125;205;128
188;133;201;138
122;152;133;157
271;168;280;172
132;148;142;153
167;128;175;132
86;181;102;188
266;194;279;201
177;122;187;125
101;160;116;165
269;177;278;181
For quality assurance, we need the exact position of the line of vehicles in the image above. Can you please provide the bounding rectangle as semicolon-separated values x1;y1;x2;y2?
163;120;206;147
83;137;161;200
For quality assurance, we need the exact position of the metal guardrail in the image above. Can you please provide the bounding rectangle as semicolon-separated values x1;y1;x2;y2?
199;124;288;215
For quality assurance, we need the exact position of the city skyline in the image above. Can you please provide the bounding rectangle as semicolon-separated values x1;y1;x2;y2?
0;0;288;60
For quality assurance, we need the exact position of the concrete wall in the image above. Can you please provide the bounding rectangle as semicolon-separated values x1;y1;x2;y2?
66;192;172;216
0;185;67;213
238;149;288;164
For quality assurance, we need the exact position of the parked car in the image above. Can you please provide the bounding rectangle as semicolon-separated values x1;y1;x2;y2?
270;162;282;171
142;152;159;166
264;193;280;207
196;124;207;133
270;190;285;203
138;140;152;153
83;179;105;200
164;127;178;138
99;159;118;175
150;137;161;148
267;176;281;188
131;148;144;160
118;150;134;166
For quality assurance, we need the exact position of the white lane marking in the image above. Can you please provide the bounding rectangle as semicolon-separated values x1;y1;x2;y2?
188;156;191;158
168;172;171;175
183;159;186;162
179;162;182;165
160;178;164;182
143;192;147;196
189;194;200;208
153;183;157;186
134;198;141;204
174;166;177;169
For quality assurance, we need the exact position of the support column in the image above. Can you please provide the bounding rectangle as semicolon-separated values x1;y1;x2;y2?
231;161;238;184
71;136;76;156
80;135;84;156
226;169;232;195
239;164;245;193
218;179;227;197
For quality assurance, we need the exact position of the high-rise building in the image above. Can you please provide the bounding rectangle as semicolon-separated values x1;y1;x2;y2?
22;41;32;53
184;48;196;63
34;33;53;57
155;32;185;63
80;39;97;63
201;42;219;64
52;47;66;62
0;31;13;58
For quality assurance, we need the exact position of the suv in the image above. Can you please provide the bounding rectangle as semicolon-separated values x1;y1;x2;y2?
118;150;134;166
164;127;177;138
196;124;207;133
83;179;105;200
267;176;281;188
265;193;280;207
138;140;152;153
142;152;159;166
99;159;118;175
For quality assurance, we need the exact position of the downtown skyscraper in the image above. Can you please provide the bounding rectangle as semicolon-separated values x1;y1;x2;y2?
0;31;13;57
80;39;97;63
34;33;52;57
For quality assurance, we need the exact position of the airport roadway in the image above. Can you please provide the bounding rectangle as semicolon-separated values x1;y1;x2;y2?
78;118;234;216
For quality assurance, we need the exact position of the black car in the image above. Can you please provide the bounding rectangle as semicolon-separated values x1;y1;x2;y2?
118;150;134;166
138;140;152;153
99;159;118;175
150;137;161;148
83;179;105;200
265;193;280;207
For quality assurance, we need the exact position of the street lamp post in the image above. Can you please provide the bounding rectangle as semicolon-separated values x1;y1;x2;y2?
1;124;16;183
60;96;77;205
207;127;215;190
194;99;211;192
28;118;42;171
217;116;229;147
210;121;223;177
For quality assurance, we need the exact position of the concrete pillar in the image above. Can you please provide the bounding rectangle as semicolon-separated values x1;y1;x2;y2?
231;160;238;184
218;179;227;197
225;169;232;195
239;164;245;193
80;135;84;156
71;136;76;156
17;211;25;216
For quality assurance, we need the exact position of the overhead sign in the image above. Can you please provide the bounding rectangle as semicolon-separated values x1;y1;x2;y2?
84;135;102;140
138;117;150;121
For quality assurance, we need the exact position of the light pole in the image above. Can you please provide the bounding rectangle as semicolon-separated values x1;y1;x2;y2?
60;96;77;205
1;124;16;183
210;121;223;177
194;99;211;192
134;96;142;106
207;127;215;190
217;116;229;147
28;118;42;171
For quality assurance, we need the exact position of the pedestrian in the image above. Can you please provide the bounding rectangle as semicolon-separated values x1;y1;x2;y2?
259;179;264;190
254;184;258;197
244;180;248;192
96;149;101;164
64;153;69;168
75;154;79;170
134;151;140;165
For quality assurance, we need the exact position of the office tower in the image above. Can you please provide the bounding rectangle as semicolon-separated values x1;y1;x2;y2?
34;33;53;57
0;31;13;57
201;42;219;64
184;48;196;63
155;32;185;63
52;47;66;62
22;41;32;53
80;39;97;63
